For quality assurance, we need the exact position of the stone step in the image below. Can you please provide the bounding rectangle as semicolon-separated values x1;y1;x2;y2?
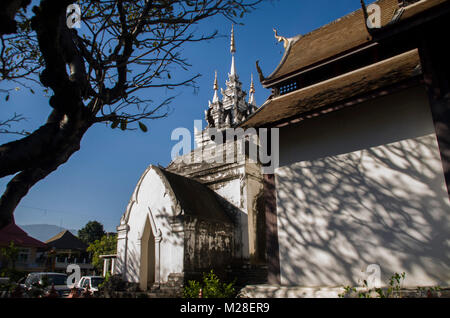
238;285;450;298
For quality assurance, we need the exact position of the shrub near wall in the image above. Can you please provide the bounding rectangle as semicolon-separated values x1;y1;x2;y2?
183;270;236;298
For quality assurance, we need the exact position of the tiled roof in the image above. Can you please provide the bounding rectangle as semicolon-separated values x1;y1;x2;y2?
241;49;421;128
263;0;447;84
45;230;87;250
0;222;48;249
158;168;233;224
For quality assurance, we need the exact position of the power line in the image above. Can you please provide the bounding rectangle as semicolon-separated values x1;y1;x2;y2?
19;204;119;221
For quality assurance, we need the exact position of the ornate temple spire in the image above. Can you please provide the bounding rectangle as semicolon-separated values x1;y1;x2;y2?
230;25;237;77
230;24;236;54
212;70;219;103
249;73;256;105
200;24;258;137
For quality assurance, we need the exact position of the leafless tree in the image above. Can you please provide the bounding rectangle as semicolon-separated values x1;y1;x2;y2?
0;0;261;228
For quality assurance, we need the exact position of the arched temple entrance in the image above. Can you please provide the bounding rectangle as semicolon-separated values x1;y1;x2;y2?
139;217;155;291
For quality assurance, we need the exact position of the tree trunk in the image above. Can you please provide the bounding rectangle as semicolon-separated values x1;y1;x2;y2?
0;116;91;229
0;0;93;229
0;120;70;178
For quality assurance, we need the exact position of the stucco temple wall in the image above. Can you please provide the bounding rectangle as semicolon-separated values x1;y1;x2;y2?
275;85;450;287
116;168;184;286
183;215;234;278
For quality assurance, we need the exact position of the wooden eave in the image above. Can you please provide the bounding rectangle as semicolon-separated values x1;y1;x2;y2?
240;49;422;129
262;0;449;88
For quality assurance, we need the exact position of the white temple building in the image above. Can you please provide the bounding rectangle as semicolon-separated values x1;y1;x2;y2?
114;26;267;294
114;0;450;297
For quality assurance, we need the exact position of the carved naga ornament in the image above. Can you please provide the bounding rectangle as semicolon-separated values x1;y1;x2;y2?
273;28;290;49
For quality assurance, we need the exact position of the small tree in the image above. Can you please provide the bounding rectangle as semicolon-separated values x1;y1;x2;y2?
0;241;19;270
86;234;117;273
78;221;106;245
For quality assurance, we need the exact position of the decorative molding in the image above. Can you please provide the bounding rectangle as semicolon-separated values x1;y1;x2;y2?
120;165;153;224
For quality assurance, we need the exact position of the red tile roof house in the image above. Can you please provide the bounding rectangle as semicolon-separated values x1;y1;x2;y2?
0;219;48;273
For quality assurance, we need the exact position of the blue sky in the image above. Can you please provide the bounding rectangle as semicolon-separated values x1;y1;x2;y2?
0;0;362;232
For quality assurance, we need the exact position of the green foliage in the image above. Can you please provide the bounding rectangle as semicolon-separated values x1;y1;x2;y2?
98;271;111;290
98;274;131;297
86;234;117;273
338;285;356;298
183;280;202;298
384;272;406;298
78;221;106;245
0;268;27;283
0;242;19;269
417;286;442;298
183;270;236;298
338;272;440;298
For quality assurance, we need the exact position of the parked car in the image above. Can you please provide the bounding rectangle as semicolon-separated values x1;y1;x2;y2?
77;276;104;294
23;272;70;297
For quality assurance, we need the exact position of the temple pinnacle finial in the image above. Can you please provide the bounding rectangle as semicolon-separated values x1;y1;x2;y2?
212;71;219;103
230;25;237;77
249;74;256;105
230;24;236;54
213;70;218;90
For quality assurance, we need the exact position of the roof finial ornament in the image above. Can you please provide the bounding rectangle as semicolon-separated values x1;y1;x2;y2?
255;60;265;83
213;70;218;90
273;28;289;49
230;24;236;54
230;25;237;77
212;70;219;103
249;73;256;105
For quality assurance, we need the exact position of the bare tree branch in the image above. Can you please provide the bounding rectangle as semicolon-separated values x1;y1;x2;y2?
0;0;262;228
0;113;28;135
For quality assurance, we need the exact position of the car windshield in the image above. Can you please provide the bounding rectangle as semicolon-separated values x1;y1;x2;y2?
43;274;67;286
90;277;104;288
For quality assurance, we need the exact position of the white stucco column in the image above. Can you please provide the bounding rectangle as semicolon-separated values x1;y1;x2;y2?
111;258;116;274
135;238;142;284
103;258;110;277
154;230;162;287
116;223;129;279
